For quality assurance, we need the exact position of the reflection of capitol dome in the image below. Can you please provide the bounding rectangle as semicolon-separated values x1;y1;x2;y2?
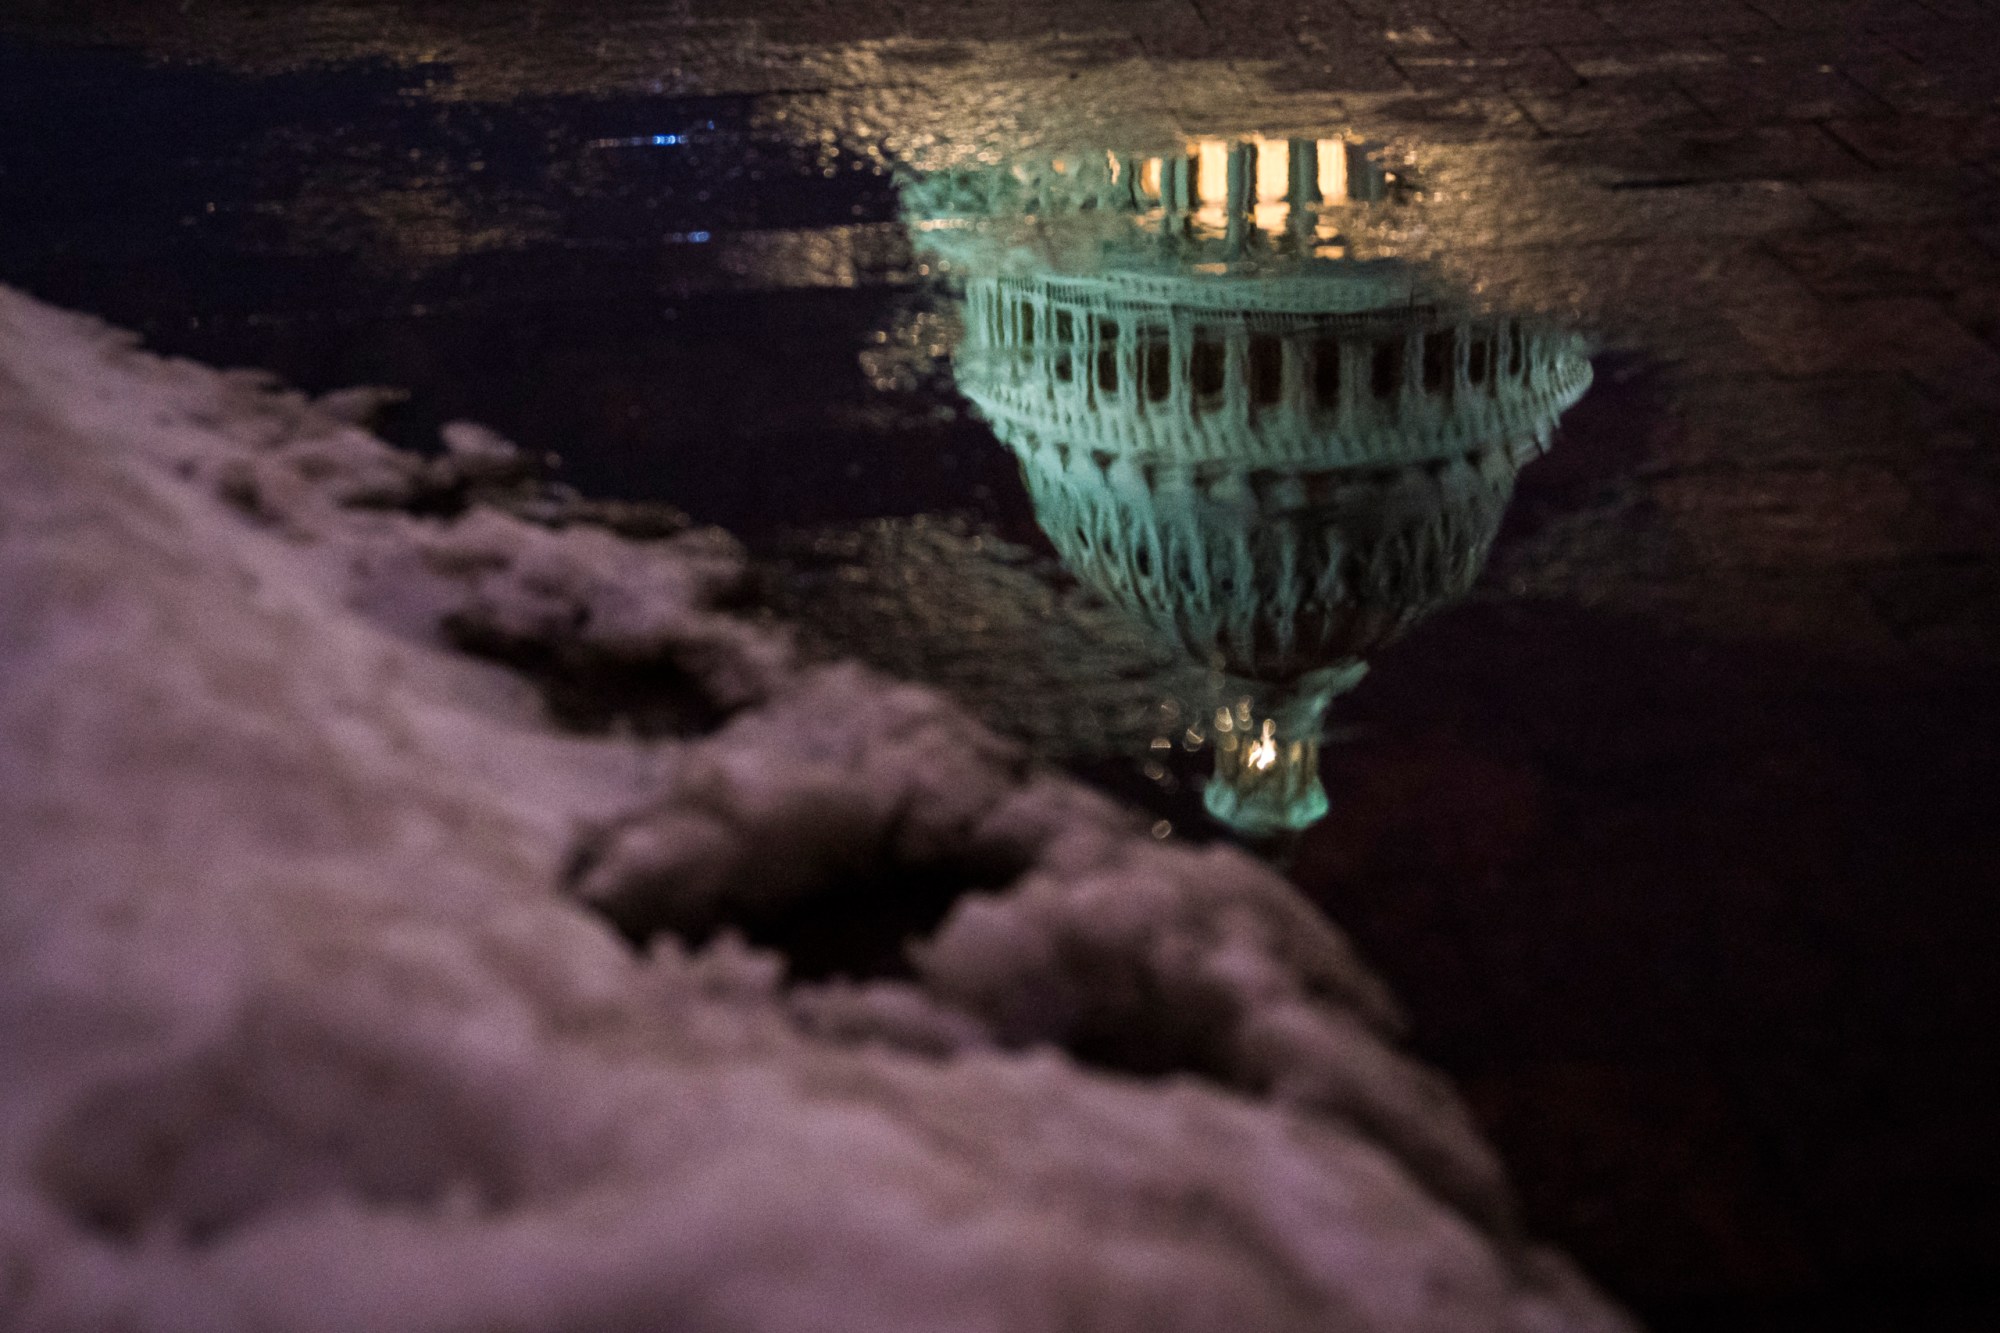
905;136;1594;835
958;281;1589;679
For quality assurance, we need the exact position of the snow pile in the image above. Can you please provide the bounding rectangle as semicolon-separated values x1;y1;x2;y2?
0;286;1633;1333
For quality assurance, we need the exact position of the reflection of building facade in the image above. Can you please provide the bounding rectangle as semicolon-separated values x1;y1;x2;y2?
905;138;1593;836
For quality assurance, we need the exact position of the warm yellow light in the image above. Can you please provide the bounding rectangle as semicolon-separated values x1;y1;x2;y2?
1253;136;1289;204
1139;157;1163;199
1247;719;1279;772
1195;139;1229;206
1317;138;1348;205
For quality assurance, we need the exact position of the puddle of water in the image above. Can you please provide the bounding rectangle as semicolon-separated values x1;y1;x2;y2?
824;135;1590;839
0;34;1595;843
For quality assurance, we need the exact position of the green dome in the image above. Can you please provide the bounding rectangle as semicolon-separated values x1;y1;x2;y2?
902;135;1594;836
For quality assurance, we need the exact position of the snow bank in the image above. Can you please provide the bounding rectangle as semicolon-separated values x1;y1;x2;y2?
0;286;1634;1333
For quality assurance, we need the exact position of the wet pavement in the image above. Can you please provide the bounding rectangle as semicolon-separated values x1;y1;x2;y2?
4;1;2000;1327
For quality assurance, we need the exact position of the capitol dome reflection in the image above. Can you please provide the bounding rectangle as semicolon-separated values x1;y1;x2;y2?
903;136;1593;836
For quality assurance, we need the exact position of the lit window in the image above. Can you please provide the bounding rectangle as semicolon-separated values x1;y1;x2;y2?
1139;157;1163;200
1316;138;1349;205
1252;136;1289;204
1195;139;1230;206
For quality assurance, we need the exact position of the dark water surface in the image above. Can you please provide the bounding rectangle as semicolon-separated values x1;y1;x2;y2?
5;8;1999;1330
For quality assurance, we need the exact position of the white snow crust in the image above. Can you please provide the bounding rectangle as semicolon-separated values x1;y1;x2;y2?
0;286;1635;1333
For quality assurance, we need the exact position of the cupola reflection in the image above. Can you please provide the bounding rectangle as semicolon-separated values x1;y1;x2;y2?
902;136;1594;837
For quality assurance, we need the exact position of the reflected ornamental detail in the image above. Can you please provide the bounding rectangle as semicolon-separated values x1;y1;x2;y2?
902;136;1593;836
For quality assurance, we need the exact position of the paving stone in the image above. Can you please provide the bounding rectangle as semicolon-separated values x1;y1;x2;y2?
1591;0;1777;40
1657;372;1931;468
1365;89;1544;139
1764;222;2000;296
1391;44;1582;92
1190;0;1339;59
1553;40;1731;81
1739;0;1877;31
1544;122;1873;183
1724;292;2000;391
1335;0;1443;20
1515;78;1716;135
1678;39;1897;121
1432;1;1618;48
1598;176;1830;237
1838;28;2000;112
1805;169;1992;224
1826;111;2000;169
1646;461;1920;569
1255;48;1414;93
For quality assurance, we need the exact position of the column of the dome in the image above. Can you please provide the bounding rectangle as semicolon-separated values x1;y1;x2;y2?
1166;307;1194;422
1291;139;1320;207
1058;299;1087;416
1083;309;1105;411
1123;154;1154;213
1008;286;1028;387
1398;328;1425;426
1215;320;1246;433
1338;336;1371;454
1098;153;1126;210
1279;332;1313;452
1134;484;1172;627
1030;290;1057;407
1264;518;1306;664
965;282;988;355
1224;142;1252;253
1180;521;1221;660
1006;290;1027;390
1467;323;1493;401
996;286;1018;375
1118;318;1141;417
1224;521;1262;669
1526;325;1556;395
1445;322;1471;404
1285;138;1320;241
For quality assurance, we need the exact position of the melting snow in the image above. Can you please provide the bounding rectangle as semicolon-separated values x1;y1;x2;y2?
0;287;1633;1332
